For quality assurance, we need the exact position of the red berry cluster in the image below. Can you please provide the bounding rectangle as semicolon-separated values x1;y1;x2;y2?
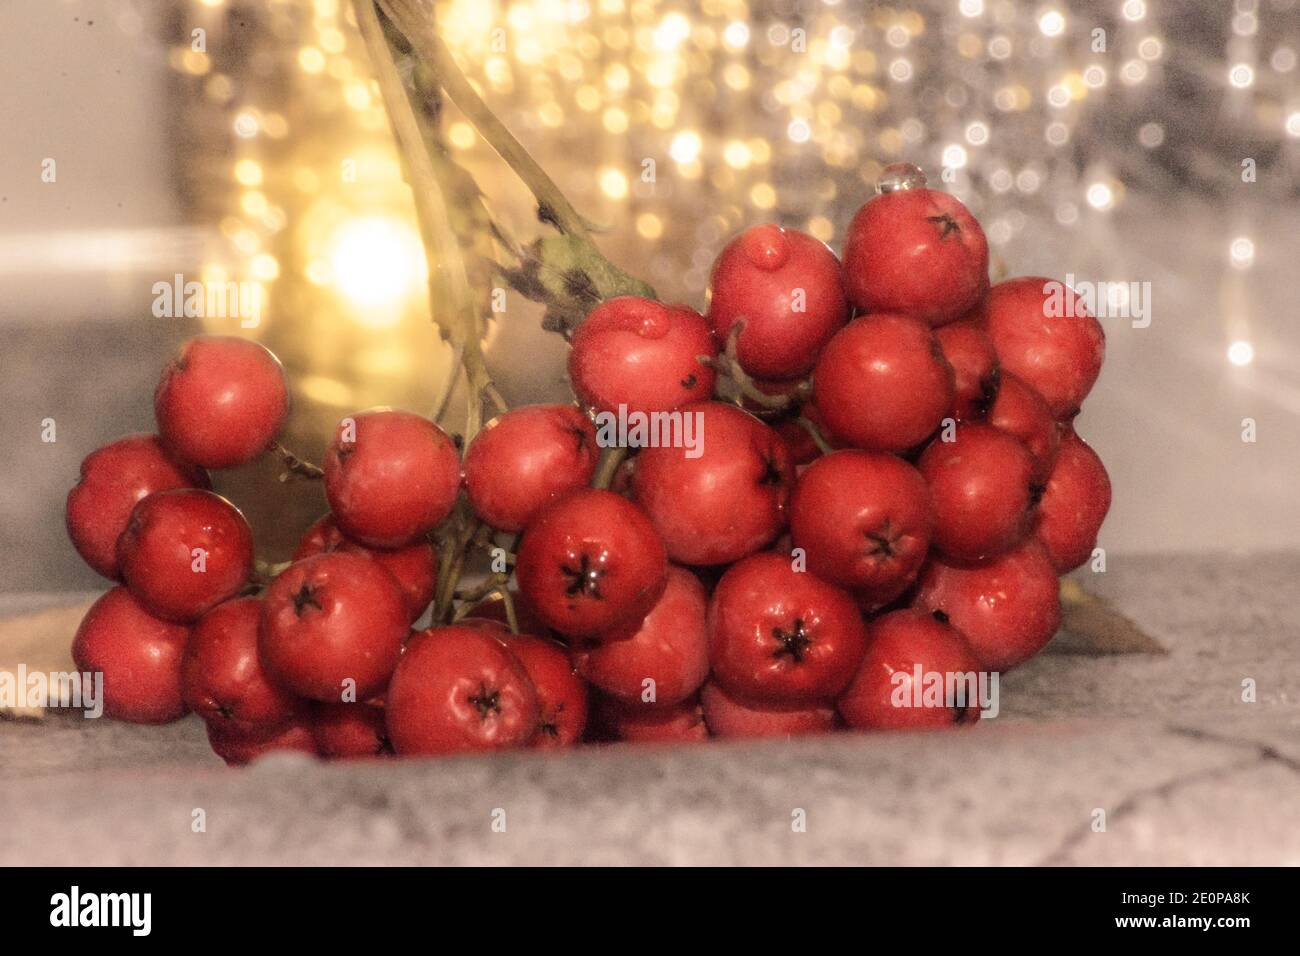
64;171;1111;762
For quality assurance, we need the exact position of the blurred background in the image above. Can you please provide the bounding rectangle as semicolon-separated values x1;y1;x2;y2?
1;0;1298;592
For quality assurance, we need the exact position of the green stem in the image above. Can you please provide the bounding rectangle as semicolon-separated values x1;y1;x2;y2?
592;446;629;490
353;0;494;442
376;0;592;241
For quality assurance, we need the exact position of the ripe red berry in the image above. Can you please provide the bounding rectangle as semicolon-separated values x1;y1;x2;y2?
294;515;437;623
789;450;933;608
700;680;835;739
464;404;600;532
987;372;1061;481
259;552;408;702
66;434;210;580
516;489;668;638
500;632;589;748
312;702;392;758
116;488;254;622
837;608;986;730
568;296;717;415
631;402;794;565
571;566;709;708
385;625;540;756
934;319;999;421
707;552;868;704
593;693;708;743
842;187;989;326
1034;429;1112;572
207;715;318;766
706;224;849;378
812;313;954;452
323;408;461;549
182;597;302;735
917;423;1038;563
154;335;289;469
71;587;190;724
913;540;1062;671
984;277;1105;420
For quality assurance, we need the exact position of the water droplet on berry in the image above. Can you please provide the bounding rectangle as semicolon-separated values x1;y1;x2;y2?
876;162;928;194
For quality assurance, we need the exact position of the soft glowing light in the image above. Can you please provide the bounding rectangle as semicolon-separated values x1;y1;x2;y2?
959;0;984;17
600;167;629;199
1138;37;1163;61
1121;0;1146;21
654;12;691;51
1038;10;1065;37
1228;63;1254;88
1120;59;1148;84
670;130;702;163
298;47;326;74
722;21;749;49
636;213;663;240
942;144;968;168
1138;122;1165;147
448;122;476;149
750;182;777;210
1083;65;1107;88
787;119;812;143
888;58;913;82
1229;236;1255;268
724;140;752;168
965;121;989;145
1286;112;1300;138
233;111;258;138
1272;47;1297;72
250;253;279;281
328;218;424;310
233;160;263;186
1227;341;1254;366
1086;182;1114;209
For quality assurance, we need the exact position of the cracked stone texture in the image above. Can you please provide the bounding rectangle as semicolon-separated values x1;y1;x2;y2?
1;552;1297;866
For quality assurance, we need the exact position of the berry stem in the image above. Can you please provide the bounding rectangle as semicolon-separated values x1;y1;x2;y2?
795;416;835;455
592;446;628;490
268;442;324;481
375;0;592;242
353;0;499;442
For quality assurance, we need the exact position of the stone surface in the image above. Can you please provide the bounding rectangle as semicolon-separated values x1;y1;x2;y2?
1;552;1297;865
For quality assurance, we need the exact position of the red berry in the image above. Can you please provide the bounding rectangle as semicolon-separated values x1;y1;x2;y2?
838;608;986;730
934;319;999;421
707;552;868;704
700;680;835;739
385;625;540;755
312;702;392;758
182;597;301;735
500;632;589;748
917;423;1038;563
789;450;933;607
294;515;437;623
568;296;717;415
71;587;190;724
66;434;210;579
464;404;600;532
631;402;793;565
516;489;668;638
988;372;1061;481
207;715;318;766
842;187;989;326
571;566;709;708
812;313;954;452
259;552;408;702
984;277;1105;420
154;335;289;468
116;488;254;622
323;409;461;548
1034;429;1112;572
913;540;1062;671
594;693;708;743
706;224;849;378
